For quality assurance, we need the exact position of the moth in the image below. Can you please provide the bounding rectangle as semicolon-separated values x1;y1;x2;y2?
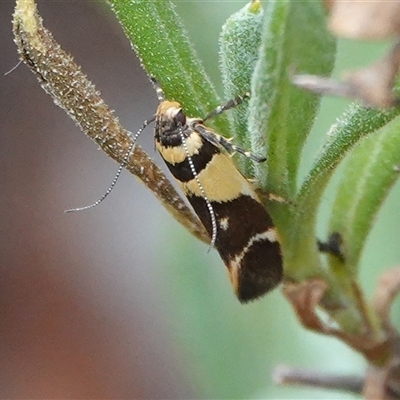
152;81;282;302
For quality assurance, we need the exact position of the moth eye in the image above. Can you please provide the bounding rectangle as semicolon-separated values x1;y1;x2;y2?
175;109;186;126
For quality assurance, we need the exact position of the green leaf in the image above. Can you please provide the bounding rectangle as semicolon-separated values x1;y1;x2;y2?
107;0;228;133
287;104;398;282
248;0;336;203
327;115;400;277
219;0;264;174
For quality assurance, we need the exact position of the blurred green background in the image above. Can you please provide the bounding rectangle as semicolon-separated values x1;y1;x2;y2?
1;0;399;398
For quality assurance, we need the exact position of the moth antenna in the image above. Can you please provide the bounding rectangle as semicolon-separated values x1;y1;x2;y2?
64;116;155;213
149;77;165;102
4;60;22;76
203;92;250;122
179;130;217;250
64;160;127;213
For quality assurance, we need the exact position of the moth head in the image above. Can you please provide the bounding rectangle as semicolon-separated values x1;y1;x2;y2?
156;101;188;133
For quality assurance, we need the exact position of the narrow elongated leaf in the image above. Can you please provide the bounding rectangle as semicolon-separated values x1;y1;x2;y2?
327;115;400;275
107;0;228;133
219;0;264;175
248;0;336;201
286;104;398;280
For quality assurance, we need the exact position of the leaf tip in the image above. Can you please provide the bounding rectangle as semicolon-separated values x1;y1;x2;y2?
249;0;262;14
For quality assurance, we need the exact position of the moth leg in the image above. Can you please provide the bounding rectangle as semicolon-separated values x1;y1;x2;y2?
203;92;250;122
193;123;266;163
